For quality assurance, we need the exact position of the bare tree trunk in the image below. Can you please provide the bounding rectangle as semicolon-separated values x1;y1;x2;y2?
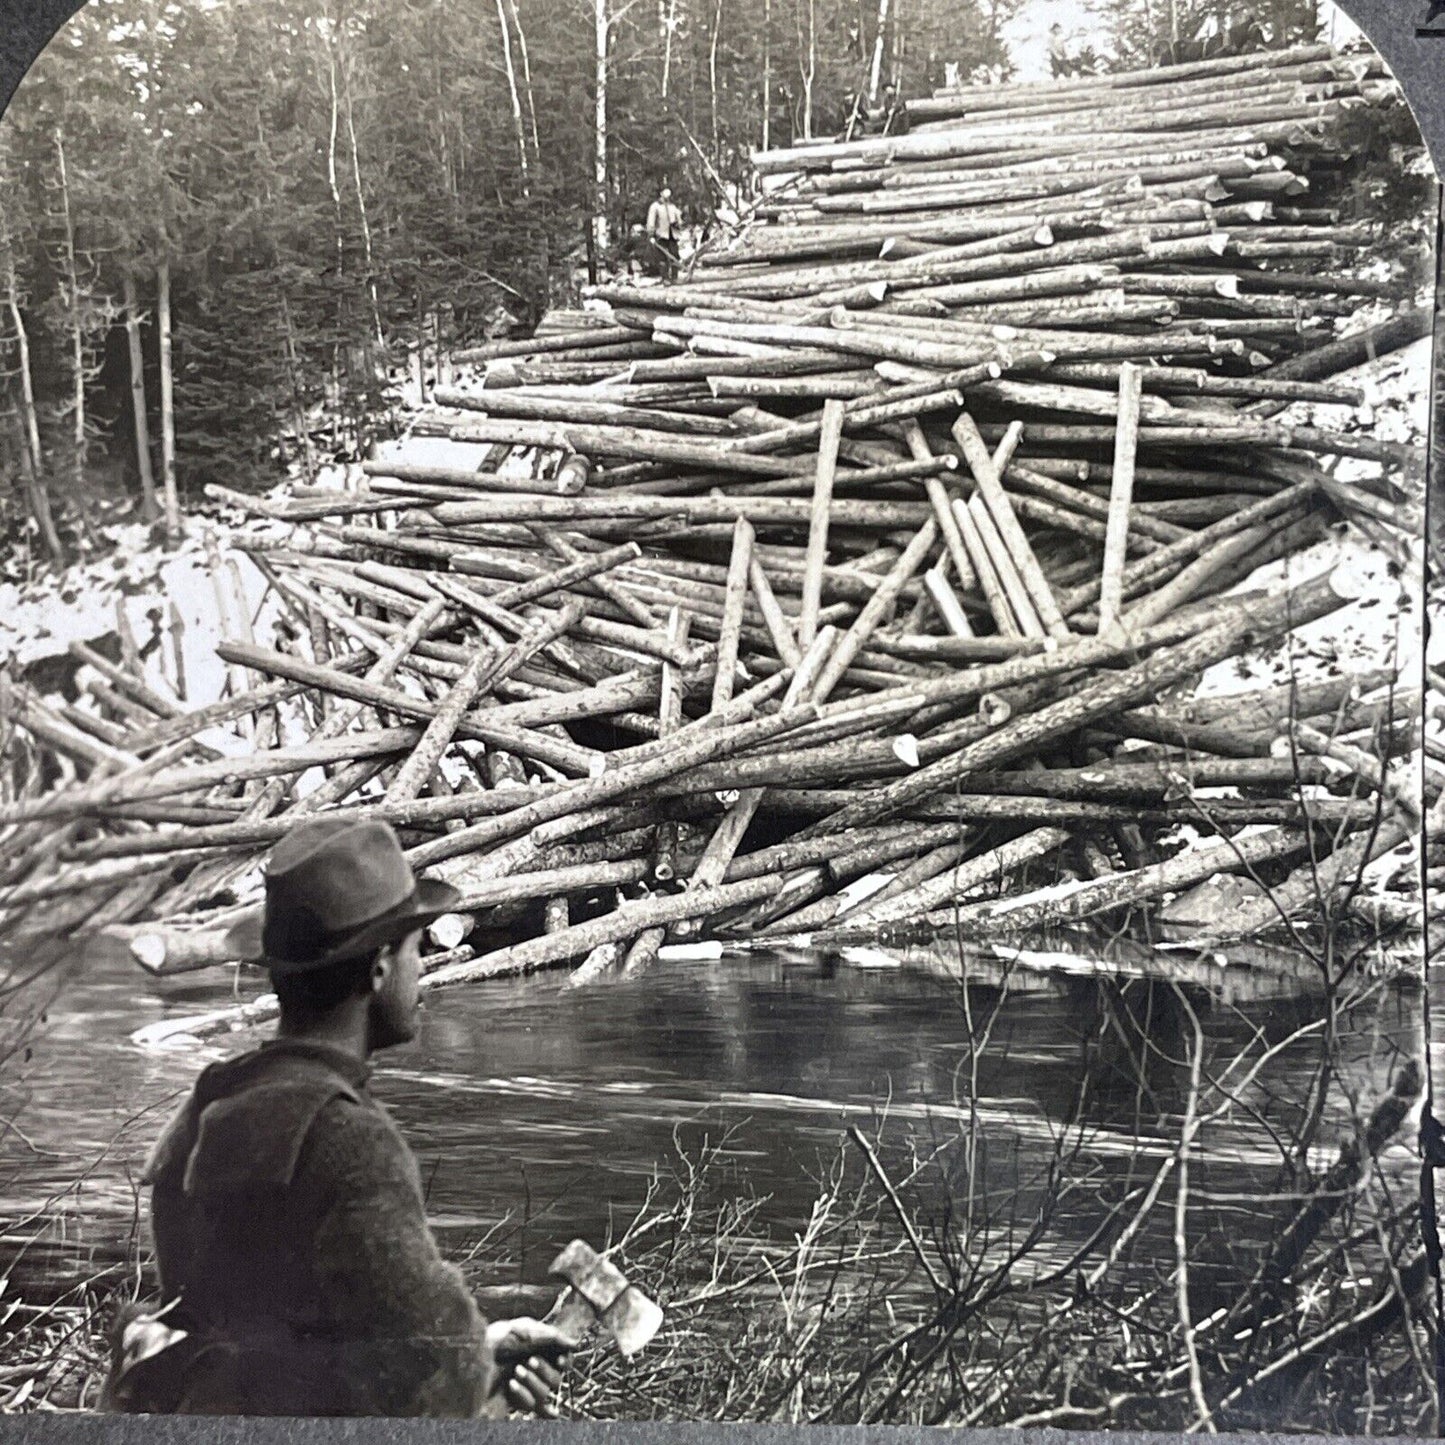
436;308;452;387
798;0;816;140
1;250;60;562
279;294;316;483
593;0;610;260
5;354;62;565
324;27;345;277
662;0;680;97
339;36;384;350
495;0;531;192
53;130;86;496
1;289;39;484
323;14;350;422
709;0;723;161
122;273;158;521
504;0;541;159
431;0;455;199
867;0;891;100
156;258;179;543
9;411;63;564
762;0;772;151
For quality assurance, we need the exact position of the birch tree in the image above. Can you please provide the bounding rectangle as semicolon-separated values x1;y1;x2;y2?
136;0;182;541
495;0;531;191
336;12;384;350
121;272;159;521
709;0;724;160
155;257;179;541
46;128;115;501
867;0;891;100
796;0;817;139
594;0;611;259
762;0;772;150
0;165;62;563
504;0;541;159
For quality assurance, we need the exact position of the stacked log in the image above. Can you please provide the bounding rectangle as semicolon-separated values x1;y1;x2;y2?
0;44;1430;1041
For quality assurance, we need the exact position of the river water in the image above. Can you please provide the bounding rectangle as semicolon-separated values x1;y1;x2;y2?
0;932;1427;1299
0;527;1431;1301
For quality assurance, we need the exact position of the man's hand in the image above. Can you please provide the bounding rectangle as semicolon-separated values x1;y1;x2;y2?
485;1318;577;1418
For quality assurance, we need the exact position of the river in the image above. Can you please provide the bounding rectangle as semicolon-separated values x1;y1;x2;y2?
0;930;1425;1305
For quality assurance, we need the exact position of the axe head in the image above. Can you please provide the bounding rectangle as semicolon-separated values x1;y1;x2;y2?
547;1239;663;1358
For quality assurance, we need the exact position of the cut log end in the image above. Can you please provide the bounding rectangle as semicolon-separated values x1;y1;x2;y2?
129;935;169;973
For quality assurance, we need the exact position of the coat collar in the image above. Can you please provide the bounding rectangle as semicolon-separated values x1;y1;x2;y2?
257;1036;374;1093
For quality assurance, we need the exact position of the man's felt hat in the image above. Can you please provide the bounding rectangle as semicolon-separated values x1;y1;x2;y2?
225;817;460;975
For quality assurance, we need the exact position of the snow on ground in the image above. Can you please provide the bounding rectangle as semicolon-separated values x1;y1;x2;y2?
0;395;527;723
370;434;509;476
1142;334;1435;907
0;519;274;716
1193;333;1433;704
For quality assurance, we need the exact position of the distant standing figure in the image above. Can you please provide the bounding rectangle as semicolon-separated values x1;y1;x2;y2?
879;83;910;136
1048;23;1075;77
1224;6;1269;52
645;186;683;280
860;83;908;137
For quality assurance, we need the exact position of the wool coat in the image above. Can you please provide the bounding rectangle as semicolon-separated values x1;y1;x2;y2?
108;1038;501;1417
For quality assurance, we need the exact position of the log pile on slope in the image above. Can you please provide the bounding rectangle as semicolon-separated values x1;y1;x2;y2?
0;45;1431;1037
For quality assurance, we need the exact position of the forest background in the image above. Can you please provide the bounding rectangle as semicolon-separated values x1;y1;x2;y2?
0;0;1399;573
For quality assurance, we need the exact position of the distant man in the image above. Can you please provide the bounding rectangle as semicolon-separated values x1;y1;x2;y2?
645;186;683;280
1224;6;1269;52
859;83;908;137
1048;23;1076;77
101;818;576;1417
879;83;910;136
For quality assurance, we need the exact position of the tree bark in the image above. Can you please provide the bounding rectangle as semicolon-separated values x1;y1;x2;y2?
798;0;816;139
431;0;455;199
710;0;724;160
338;29;384;351
662;0;680;98
762;0;772;151
122;273;159;521
495;0;531;191
156;258;180;542
9;413;63;564
279;293;316;483
593;0;610;260
867;0;891;101
53;130;87;498
322;10;349;435
323;19;345;271
504;0;541;158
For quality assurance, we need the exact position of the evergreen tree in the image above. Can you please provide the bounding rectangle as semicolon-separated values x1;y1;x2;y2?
0;0;1029;538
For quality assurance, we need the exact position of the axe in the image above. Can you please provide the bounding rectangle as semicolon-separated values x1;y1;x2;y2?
545;1239;663;1358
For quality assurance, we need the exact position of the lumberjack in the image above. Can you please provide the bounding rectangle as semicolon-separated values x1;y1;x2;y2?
101;816;575;1417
